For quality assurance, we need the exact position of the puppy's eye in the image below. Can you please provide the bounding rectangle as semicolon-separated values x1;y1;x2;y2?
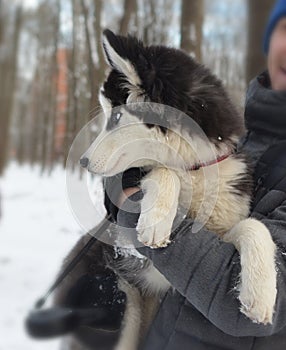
111;111;122;125
106;110;123;130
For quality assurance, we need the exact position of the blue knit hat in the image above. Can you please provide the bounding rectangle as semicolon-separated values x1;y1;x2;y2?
264;0;286;54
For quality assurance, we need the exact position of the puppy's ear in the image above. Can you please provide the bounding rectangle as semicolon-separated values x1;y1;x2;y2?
102;29;140;86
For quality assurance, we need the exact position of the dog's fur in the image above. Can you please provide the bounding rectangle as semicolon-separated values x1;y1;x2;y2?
80;30;277;349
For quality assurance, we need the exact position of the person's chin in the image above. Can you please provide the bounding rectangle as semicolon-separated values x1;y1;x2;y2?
272;69;286;91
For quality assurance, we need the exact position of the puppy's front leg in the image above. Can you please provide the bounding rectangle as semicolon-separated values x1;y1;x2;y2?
223;218;277;324
115;279;142;350
136;168;181;248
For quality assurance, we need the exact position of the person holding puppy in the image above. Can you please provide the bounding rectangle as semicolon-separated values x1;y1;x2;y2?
52;1;286;349
103;0;286;349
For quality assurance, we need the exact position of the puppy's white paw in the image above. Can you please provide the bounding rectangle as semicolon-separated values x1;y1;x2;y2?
238;270;277;325
224;218;277;325
136;210;172;248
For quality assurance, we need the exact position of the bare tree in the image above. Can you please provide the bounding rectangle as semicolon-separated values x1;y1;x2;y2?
119;0;138;35
246;0;273;84
35;1;61;172
180;0;204;61
0;0;3;44
136;0;174;45
0;4;23;174
64;0;80;166
94;0;105;87
81;0;106;113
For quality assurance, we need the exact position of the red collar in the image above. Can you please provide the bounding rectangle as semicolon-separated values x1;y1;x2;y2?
187;153;231;171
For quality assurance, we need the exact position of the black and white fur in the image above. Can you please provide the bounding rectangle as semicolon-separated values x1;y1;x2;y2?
81;30;277;349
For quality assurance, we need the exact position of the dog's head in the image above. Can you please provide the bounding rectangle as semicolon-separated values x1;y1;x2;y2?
81;30;244;176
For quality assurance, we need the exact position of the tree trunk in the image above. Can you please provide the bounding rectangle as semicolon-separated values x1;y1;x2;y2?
0;5;23;174
180;0;204;62
64;0;79;167
246;0;273;84
119;0;137;35
0;0;3;44
47;0;60;172
94;0;105;88
81;0;97;112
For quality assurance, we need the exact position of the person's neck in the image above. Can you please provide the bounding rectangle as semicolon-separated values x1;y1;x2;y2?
257;71;271;88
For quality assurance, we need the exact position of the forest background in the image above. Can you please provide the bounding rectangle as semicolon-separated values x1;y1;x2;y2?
0;2;276;349
0;0;274;174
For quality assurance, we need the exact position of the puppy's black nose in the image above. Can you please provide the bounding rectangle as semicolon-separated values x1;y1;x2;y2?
80;157;89;168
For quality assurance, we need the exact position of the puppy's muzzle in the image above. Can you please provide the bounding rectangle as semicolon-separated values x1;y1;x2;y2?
80;157;90;168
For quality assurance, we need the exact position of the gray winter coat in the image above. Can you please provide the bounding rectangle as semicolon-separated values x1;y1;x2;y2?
115;71;286;350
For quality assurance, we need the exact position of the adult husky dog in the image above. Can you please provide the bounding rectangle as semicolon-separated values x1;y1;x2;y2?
80;30;277;349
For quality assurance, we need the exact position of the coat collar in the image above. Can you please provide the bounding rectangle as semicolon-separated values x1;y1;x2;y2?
244;71;286;140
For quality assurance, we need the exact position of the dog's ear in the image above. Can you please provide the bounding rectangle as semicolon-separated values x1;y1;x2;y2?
102;29;141;86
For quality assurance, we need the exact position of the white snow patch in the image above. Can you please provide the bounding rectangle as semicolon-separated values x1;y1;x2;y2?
0;162;103;350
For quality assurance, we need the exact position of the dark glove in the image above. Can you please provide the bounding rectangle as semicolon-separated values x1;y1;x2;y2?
104;168;146;221
26;272;127;350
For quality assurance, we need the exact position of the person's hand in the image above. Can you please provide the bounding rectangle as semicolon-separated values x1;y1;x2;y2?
117;187;140;208
116;189;143;230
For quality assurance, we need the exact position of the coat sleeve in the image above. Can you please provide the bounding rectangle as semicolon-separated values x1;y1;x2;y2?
116;191;286;337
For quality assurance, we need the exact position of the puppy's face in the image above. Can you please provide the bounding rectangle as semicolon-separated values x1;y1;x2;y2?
81;30;243;176
83;103;170;176
82;30;190;176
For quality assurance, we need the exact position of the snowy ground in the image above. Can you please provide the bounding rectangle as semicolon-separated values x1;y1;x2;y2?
0;162;104;350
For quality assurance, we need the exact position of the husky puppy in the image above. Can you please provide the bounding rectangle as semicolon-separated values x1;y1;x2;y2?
81;30;277;349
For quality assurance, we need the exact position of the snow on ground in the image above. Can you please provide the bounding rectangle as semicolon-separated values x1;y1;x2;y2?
0;162;105;350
